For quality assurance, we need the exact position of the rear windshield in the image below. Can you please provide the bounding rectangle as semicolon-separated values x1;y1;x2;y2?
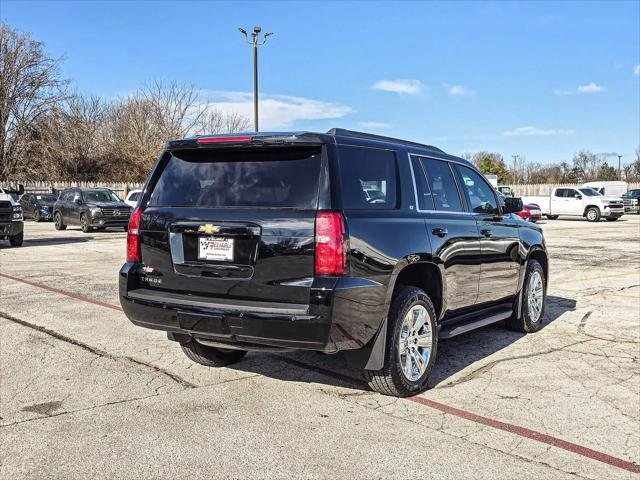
149;147;322;209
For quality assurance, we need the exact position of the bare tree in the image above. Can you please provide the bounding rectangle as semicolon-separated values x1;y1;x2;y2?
195;108;251;135
0;22;68;179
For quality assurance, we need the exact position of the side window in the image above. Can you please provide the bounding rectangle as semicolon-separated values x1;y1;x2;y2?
72;192;81;203
338;146;398;209
555;189;566;198
455;165;499;214
421;158;463;212
410;156;434;210
568;189;580;198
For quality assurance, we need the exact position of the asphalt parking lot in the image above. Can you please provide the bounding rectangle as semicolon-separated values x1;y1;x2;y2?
1;216;639;479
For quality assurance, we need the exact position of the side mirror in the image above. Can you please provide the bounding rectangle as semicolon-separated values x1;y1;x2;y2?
17;184;24;196
503;197;523;214
574;194;582;200
74;198;82;204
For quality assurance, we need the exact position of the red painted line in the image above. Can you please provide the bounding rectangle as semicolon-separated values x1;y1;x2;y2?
0;273;123;312
2;271;639;473
409;396;640;474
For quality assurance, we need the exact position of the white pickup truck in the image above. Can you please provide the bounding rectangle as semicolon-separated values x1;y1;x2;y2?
522;186;625;222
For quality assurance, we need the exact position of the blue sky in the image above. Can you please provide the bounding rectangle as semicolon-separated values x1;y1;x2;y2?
2;0;639;166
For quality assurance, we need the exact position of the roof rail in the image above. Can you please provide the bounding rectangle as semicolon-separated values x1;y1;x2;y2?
326;128;444;153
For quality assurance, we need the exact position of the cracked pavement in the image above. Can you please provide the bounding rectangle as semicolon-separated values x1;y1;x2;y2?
0;216;638;479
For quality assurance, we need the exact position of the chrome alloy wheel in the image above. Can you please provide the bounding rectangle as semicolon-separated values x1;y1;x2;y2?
587;209;597;221
527;271;544;323
398;305;432;382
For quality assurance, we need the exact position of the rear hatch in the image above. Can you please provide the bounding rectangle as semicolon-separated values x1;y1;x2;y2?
138;144;325;305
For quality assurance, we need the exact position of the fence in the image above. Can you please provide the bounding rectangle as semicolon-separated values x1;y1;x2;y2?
502;183;640;196
18;181;144;199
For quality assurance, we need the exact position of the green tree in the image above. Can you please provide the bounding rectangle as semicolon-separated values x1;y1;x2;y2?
472;152;508;183
597;162;618;181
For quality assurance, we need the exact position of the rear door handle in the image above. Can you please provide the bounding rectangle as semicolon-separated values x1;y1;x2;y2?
480;229;493;237
432;228;448;237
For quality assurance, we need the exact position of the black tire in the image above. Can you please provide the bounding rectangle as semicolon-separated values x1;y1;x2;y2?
180;339;247;367
54;212;66;230
80;213;92;233
505;260;545;333
33;209;42;222
585;207;600;222
546;215;559;220
364;286;438;397
605;217;619;222
9;232;23;247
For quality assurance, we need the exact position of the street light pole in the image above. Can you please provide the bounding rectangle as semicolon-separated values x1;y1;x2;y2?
617;155;623;180
512;154;520;185
239;27;273;132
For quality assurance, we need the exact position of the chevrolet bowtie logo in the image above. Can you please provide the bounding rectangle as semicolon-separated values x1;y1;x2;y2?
198;224;221;234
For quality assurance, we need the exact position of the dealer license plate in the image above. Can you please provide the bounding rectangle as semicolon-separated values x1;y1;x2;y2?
198;236;234;261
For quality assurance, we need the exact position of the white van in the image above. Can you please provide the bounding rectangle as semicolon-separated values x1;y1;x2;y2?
582;181;627;197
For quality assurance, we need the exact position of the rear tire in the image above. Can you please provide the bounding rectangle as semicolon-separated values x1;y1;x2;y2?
585;207;600;222
9;233;23;247
180;339;247;367
54;212;66;230
546;215;559;220
364;286;437;397
505;260;545;333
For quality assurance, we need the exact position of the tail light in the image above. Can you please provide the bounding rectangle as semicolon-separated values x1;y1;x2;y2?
314;211;348;275
126;207;143;262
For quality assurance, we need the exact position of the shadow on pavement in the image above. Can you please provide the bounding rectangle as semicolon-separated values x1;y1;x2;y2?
4;237;94;248
229;295;578;392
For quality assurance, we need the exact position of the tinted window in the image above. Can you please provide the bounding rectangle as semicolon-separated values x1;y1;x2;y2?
149;147;322;208
338;146;397;209
456;165;499;214
35;194;57;202
83;190;119;202
555;189;567;198
421;159;463;212
129;192;142;202
410;156;434;210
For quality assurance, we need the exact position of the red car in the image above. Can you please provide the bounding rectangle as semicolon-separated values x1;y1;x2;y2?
517;204;543;222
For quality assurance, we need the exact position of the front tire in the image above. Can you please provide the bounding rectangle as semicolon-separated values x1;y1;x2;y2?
9;233;23;247
33;209;42;222
364;286;437;397
80;213;92;233
585;207;600;222
180;339;247;367
54;212;66;230
505;260;545;333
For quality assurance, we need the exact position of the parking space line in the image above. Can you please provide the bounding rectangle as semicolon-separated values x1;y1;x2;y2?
0;272;122;311
2;271;639;474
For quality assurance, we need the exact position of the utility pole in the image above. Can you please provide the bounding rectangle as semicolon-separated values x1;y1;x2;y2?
512;154;520;185
617;154;623;180
238;27;273;132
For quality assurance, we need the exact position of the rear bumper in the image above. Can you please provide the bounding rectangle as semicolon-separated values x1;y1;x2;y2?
119;263;387;353
0;222;23;237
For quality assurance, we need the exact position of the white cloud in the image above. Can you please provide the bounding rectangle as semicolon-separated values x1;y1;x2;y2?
373;79;424;95
359;121;391;129
203;91;353;130
446;84;474;97
634;64;640;76
503;126;575;137
555;82;604;95
577;82;604;93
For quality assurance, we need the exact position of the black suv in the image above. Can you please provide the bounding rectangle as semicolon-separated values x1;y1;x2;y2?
54;188;131;232
19;192;57;222
119;129;548;397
